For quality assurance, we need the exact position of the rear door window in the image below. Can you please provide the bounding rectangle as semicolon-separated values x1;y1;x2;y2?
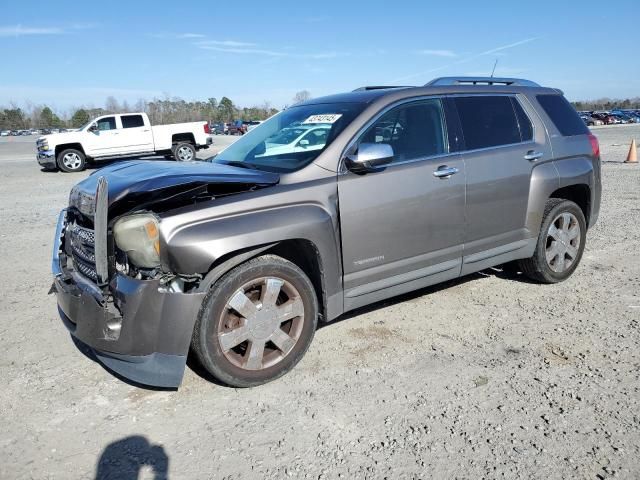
454;96;521;150
121;115;145;129
536;94;589;136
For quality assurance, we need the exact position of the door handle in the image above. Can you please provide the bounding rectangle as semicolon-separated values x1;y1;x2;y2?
433;166;459;178
524;150;543;161
142;129;150;132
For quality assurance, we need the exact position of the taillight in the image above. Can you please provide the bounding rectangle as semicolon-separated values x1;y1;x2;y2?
588;133;600;158
204;123;211;134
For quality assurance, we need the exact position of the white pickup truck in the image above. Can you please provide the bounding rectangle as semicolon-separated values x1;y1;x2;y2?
36;112;213;172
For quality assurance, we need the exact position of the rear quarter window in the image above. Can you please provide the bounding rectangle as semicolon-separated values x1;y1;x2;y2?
536;94;589;136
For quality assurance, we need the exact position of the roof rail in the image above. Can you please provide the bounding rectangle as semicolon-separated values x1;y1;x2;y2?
352;85;413;92
426;77;540;87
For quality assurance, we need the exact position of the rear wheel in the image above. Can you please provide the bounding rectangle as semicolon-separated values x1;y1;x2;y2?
56;149;86;172
192;255;318;387
172;142;196;161
518;199;587;283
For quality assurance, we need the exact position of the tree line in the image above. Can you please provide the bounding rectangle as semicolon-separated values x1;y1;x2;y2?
14;90;636;129
571;98;640;111
0;95;286;130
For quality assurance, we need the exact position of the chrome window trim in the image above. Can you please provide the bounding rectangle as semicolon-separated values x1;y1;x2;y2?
339;95;450;174
453;138;537;156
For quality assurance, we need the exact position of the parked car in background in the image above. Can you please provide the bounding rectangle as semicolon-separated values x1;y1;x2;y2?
0;130;9;136
226;120;246;135
210;122;226;135
51;76;601;388
581;115;601;126
592;113;618;125
611;111;638;124
36;112;213;172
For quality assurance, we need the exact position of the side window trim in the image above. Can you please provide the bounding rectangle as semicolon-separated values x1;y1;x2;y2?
339;96;452;172
448;93;537;154
510;96;535;142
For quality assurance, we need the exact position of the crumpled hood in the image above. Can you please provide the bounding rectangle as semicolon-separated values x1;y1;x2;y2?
69;160;279;216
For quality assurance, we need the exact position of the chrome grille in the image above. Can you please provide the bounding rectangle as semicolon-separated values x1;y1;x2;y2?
68;223;98;281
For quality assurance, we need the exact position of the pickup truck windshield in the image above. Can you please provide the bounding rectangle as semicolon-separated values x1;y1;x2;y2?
212;103;366;173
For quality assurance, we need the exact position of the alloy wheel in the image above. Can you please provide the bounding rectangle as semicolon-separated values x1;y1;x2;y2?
217;277;305;371
545;212;581;273
62;152;82;170
176;145;194;161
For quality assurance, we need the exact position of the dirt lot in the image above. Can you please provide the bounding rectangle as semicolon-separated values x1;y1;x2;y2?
0;126;638;479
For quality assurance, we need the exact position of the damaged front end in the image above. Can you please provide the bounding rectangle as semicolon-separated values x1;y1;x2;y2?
51;161;279;387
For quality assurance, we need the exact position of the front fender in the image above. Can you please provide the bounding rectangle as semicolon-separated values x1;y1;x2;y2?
162;200;343;318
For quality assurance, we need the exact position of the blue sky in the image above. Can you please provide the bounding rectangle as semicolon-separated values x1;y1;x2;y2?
1;0;638;112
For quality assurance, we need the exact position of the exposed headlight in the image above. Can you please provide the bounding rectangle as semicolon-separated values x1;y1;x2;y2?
113;214;161;268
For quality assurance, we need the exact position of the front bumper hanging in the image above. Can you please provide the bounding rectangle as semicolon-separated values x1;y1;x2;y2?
51;208;205;388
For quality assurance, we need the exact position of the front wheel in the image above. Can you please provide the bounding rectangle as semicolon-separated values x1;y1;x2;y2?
192;255;318;387
172;142;196;162
56;148;86;172
518;199;587;283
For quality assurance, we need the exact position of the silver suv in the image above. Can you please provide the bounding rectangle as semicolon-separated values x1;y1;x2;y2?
51;77;601;388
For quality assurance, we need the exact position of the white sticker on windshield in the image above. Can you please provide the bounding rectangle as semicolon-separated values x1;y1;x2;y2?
302;114;342;124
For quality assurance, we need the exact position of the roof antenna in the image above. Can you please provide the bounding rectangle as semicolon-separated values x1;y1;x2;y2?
490;58;498;78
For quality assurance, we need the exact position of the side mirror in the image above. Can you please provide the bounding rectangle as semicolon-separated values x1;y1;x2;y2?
298;139;310;148
345;143;393;173
88;122;98;132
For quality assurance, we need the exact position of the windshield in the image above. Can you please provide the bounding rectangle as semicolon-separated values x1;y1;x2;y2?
211;102;366;173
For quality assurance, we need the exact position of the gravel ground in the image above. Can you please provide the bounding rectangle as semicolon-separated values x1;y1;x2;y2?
0;126;638;479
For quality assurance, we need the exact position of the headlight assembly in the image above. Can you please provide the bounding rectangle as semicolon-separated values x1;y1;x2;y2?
113;214;161;268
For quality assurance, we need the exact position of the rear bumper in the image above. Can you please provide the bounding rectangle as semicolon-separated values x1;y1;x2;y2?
52;210;205;388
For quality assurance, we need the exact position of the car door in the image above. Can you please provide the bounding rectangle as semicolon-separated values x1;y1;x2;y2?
451;94;552;274
117;114;154;153
83;116;129;157
338;98;465;311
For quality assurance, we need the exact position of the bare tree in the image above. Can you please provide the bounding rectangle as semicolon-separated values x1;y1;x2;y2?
292;90;312;105
105;96;120;113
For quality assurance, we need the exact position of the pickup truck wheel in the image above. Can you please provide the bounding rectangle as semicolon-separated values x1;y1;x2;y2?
193;255;318;387
173;143;196;161
518;199;587;283
56;149;86;172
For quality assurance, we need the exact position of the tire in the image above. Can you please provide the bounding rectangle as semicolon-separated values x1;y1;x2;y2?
518;199;587;283
192;255;318;387
172;142;196;162
56;148;86;172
